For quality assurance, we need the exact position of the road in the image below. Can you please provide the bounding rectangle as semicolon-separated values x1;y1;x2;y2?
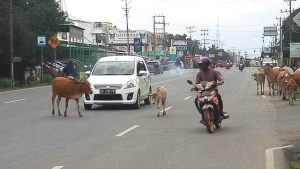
0;67;294;169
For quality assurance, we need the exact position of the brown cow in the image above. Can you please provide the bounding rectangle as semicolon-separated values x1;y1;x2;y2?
290;71;300;91
149;86;167;117
285;75;298;105
51;77;92;117
252;73;265;95
263;66;281;95
277;71;291;100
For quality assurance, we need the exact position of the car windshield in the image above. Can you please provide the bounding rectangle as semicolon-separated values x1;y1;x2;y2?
92;61;134;75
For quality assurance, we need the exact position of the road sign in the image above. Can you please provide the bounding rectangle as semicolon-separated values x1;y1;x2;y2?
293;11;300;27
48;35;61;49
263;27;278;36
169;47;176;55
37;35;46;47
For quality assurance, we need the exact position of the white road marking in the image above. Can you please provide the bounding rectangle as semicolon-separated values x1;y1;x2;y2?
265;145;294;169
4;98;26;104
116;125;140;137
165;106;173;111
52;166;64;169
262;95;266;98
184;96;192;100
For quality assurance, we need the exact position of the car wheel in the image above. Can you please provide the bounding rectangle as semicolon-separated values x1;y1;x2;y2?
144;87;152;105
132;91;141;109
84;103;92;110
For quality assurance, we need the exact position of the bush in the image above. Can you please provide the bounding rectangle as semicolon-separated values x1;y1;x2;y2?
0;78;11;88
43;74;54;84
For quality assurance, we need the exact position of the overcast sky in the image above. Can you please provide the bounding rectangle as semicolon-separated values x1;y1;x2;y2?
62;0;300;57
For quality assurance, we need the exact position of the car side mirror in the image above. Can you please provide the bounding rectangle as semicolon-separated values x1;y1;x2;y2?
85;71;91;77
138;70;147;76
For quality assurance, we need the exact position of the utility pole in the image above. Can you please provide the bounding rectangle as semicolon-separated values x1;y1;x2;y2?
123;0;130;55
276;17;284;65
186;26;196;55
281;0;296;66
153;15;166;59
201;29;209;56
216;17;220;48
10;0;14;87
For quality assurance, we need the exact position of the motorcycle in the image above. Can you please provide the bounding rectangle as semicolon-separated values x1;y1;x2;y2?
239;64;244;72
187;80;222;133
225;63;231;69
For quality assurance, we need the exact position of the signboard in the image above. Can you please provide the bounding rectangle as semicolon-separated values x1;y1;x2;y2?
134;38;142;52
37;35;46;47
209;54;215;58
175;46;187;51
293;11;300;27
108;30;148;44
263;47;272;54
264;27;278;36
48;36;61;49
172;40;187;46
169;47;176;55
290;43;300;58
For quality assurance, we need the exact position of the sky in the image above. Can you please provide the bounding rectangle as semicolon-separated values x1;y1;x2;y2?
62;0;300;58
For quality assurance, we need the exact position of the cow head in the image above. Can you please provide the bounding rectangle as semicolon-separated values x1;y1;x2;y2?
81;80;93;94
148;93;159;104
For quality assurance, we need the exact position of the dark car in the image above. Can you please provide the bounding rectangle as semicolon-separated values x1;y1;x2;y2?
215;60;226;67
146;60;163;74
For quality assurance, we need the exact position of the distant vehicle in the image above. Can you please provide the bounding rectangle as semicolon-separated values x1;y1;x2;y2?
84;56;152;110
215;60;226;67
146;60;164;74
167;61;176;70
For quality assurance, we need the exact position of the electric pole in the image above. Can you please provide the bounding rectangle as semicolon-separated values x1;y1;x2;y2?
10;0;14;87
276;16;284;64
153;15;166;59
186;26;196;39
201;29;209;56
123;0;130;55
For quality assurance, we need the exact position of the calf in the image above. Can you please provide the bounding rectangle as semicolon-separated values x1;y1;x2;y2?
252;73;265;95
149;86;167;117
285;76;298;105
52;77;92;117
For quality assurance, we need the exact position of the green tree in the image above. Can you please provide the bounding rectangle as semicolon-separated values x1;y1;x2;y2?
0;0;65;77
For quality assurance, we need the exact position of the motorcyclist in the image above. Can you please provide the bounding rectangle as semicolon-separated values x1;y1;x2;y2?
175;57;181;68
63;61;77;79
194;57;229;123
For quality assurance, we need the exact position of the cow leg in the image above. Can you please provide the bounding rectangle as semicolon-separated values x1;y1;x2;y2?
157;100;161;117
52;94;57;115
272;84;275;95
76;98;83;117
282;88;287;100
57;96;62;116
262;83;265;95
64;98;69;117
257;84;259;95
268;81;271;95
162;100;166;116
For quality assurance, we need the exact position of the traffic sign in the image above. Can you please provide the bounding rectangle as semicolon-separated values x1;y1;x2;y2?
293;11;300;27
37;35;46;47
48;35;61;49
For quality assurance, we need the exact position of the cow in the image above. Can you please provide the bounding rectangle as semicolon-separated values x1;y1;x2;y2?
51;77;92;117
277;71;291;100
252;73;265;95
263;66;281;95
284;75;298;105
290;71;300;91
148;86;167;117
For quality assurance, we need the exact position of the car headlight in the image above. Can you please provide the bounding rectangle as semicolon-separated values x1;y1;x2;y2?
124;80;137;89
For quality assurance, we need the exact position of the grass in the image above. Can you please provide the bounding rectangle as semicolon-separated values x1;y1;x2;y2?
0;83;50;93
291;161;300;169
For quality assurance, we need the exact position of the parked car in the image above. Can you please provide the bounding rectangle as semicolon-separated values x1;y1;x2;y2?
146;60;164;74
84;56;152;110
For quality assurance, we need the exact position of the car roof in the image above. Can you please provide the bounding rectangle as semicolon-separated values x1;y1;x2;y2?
97;56;143;62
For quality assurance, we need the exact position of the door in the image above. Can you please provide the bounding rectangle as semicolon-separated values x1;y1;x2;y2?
136;60;148;98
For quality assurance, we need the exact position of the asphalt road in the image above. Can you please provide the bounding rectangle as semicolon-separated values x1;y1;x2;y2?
0;67;294;169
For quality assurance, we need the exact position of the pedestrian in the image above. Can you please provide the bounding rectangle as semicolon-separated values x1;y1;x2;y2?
63;61;77;79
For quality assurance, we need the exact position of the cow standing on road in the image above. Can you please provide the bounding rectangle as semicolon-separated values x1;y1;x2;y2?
51;77;92;117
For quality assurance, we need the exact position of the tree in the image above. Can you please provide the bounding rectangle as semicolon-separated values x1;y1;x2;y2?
0;0;66;77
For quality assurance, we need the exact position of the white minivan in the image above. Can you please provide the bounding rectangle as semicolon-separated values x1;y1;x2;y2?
84;56;152;109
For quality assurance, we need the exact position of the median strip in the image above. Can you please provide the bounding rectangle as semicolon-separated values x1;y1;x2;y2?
116;125;140;137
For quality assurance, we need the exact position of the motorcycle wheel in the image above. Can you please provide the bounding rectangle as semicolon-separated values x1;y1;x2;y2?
204;110;215;133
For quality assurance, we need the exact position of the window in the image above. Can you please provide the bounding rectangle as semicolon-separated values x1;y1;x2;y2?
92;61;134;75
62;33;67;40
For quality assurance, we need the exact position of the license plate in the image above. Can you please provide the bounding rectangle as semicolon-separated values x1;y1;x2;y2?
100;89;115;94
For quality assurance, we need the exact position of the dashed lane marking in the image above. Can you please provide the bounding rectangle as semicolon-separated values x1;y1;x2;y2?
116;125;140;137
265;145;294;169
4;98;26;104
52;166;64;169
262;95;266;98
184;96;192;100
165;106;173;111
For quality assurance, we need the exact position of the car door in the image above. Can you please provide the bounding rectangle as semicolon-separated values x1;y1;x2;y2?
136;60;149;98
142;60;151;95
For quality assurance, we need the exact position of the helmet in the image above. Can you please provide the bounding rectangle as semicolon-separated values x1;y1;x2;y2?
198;57;211;69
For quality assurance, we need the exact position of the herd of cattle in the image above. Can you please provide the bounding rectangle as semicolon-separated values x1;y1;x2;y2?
252;66;300;105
